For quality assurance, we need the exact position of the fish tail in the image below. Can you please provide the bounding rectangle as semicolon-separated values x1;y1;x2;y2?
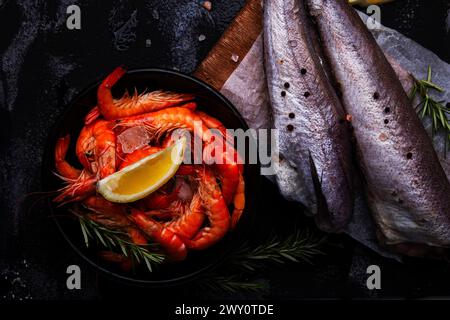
308;151;335;233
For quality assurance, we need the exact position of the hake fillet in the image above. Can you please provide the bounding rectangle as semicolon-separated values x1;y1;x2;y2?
264;0;354;232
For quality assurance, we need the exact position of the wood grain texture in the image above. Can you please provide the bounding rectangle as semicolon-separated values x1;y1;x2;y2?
193;0;263;90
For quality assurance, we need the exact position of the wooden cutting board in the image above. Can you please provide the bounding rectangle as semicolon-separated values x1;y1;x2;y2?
193;0;263;91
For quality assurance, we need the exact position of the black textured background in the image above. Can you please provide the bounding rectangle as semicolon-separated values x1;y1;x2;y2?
0;0;449;301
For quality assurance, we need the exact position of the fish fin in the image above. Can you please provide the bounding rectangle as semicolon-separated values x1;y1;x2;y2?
308;151;332;231
308;151;326;205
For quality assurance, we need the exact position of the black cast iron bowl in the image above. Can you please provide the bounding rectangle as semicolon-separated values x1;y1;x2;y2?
41;68;260;287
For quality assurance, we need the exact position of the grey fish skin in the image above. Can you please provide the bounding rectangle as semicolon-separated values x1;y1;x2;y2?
264;0;353;232
306;0;450;247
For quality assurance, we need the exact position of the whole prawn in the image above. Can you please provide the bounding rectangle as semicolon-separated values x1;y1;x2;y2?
182;167;230;250
195;111;244;204
84;66;196;124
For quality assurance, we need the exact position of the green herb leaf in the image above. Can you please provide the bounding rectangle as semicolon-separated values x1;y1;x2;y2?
75;214;164;272
410;66;449;151
196;228;325;294
79;219;90;248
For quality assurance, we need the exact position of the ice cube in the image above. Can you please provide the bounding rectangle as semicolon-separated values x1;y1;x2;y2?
117;126;151;154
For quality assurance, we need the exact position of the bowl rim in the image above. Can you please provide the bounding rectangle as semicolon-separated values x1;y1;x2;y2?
42;67;260;287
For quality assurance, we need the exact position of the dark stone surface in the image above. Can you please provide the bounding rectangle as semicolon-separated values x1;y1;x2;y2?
0;0;449;301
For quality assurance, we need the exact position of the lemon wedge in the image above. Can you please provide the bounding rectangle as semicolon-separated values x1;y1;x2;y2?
97;137;187;203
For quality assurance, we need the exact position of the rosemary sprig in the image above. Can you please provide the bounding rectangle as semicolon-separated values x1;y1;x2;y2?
199;275;268;294
77;214;165;272
228;229;325;272
410;66;450;144
197;229;325;294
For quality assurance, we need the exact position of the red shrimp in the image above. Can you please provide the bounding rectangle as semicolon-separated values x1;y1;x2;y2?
92;66;195;121
183;167;230;250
